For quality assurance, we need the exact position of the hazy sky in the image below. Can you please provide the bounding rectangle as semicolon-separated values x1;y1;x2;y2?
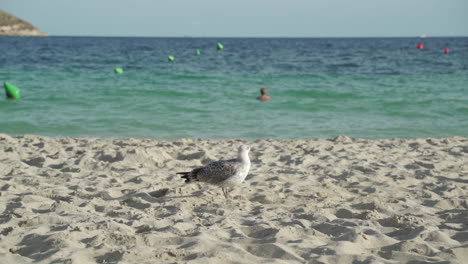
3;0;468;37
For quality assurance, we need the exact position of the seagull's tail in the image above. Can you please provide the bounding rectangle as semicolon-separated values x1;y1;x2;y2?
177;169;201;183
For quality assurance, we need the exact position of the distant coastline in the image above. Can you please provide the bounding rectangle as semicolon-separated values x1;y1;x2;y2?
0;10;47;36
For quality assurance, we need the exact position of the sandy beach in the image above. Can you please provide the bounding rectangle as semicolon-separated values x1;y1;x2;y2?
0;134;467;263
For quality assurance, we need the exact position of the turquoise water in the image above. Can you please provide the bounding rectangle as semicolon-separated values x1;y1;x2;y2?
1;37;467;139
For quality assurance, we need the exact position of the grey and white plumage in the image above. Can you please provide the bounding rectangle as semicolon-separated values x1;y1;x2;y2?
177;145;251;198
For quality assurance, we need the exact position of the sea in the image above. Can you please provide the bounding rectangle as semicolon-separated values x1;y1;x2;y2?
1;37;467;140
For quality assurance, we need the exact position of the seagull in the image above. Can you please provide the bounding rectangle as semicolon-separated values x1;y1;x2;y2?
177;145;251;199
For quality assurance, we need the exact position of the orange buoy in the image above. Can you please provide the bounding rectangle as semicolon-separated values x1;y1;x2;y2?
417;43;424;50
444;47;449;54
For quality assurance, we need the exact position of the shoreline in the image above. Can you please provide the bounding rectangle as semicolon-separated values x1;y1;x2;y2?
3;132;468;142
1;134;467;263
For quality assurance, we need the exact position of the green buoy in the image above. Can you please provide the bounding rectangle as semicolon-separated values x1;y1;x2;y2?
196;49;201;55
114;68;124;74
4;82;21;99
168;56;175;62
217;42;224;51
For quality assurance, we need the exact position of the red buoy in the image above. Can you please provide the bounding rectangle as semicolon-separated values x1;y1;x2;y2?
417;43;424;50
444;47;449;54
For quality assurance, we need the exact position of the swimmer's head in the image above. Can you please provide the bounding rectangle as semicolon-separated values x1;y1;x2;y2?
260;88;267;95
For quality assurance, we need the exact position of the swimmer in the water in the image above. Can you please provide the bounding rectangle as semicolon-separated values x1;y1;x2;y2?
256;88;272;101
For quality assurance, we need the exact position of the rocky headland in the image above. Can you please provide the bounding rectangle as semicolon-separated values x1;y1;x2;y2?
0;10;47;36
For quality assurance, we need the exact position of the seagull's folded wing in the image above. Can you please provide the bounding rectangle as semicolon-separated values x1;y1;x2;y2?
197;159;238;185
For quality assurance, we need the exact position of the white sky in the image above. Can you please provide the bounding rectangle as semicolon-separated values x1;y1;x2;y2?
3;0;468;37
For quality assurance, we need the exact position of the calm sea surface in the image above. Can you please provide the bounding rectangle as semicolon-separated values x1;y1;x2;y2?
1;37;467;140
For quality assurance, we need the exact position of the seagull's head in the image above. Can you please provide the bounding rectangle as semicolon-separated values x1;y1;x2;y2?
239;145;250;153
238;145;251;160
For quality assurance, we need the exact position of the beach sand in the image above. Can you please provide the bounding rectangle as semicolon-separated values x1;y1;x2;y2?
0;134;467;263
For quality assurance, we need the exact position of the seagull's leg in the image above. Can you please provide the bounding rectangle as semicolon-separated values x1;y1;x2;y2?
222;187;230;199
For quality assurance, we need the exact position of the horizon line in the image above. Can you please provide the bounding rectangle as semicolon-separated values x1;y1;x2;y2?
33;34;468;39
